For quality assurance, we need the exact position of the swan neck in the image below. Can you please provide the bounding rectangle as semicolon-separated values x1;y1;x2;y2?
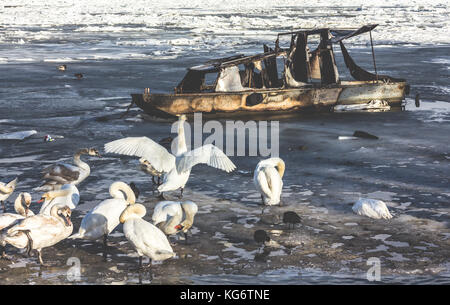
14;193;26;216
110;182;136;204
277;160;285;178
73;150;90;171
176;120;187;155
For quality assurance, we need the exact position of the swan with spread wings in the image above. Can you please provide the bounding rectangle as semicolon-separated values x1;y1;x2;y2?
104;115;236;198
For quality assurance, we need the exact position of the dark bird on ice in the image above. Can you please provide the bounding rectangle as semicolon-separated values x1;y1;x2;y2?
74;73;83;79
129;182;140;200
282;211;301;229
253;229;270;245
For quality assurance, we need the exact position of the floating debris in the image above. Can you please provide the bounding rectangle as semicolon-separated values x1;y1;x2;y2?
0;130;37;140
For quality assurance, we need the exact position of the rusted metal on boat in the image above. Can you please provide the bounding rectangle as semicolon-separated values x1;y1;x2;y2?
132;25;409;118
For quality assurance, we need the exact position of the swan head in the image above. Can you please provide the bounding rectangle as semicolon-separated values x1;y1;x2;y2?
139;157;150;166
52;205;72;227
37;188;71;203
276;159;285;178
87;148;101;157
120;204;146;224
16;192;32;217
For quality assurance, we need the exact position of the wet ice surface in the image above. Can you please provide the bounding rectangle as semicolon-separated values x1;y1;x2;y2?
0;3;450;284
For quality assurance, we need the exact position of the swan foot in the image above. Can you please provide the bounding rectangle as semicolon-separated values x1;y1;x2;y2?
37;249;50;267
1;249;12;261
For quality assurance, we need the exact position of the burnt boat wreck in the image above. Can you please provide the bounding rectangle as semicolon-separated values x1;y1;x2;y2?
133;25;410;117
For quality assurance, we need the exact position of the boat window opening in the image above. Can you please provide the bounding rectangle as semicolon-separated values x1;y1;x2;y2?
238;62;264;89
203;72;219;92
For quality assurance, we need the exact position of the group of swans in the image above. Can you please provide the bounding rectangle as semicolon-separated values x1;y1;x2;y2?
0;113;395;269
0;190;73;265
69;181;197;267
0;147;95;265
1;205;72;265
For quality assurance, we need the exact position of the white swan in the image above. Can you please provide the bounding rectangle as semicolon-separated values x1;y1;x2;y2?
1;205;72;265
36;148;101;191
254;158;285;206
0;193;33;258
69;181;135;246
352;198;393;220
0;193;34;231
0;177;18;212
38;184;80;215
104;115;236;198
120;203;174;268
152;201;198;242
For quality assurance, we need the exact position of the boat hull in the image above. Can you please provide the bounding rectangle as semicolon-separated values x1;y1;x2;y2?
132;81;409;118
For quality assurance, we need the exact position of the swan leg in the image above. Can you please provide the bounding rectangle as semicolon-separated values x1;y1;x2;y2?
20;230;34;257
157;192;166;200
139;256;143;269
157;177;161;186
144;258;152;269
102;234;108;262
152;176;157;185
177;188;184;199
184;232;188;245
37;249;49;267
1;201;5;213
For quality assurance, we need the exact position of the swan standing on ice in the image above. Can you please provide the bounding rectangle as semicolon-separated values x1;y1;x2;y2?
0;193;33;258
69;181;136;250
105;115;236;198
152;200;198;243
38;184;80;215
352;198;393;220
1;205;72;266
0;178;18;212
120;203;174;269
254;158;285;206
36;148;101;191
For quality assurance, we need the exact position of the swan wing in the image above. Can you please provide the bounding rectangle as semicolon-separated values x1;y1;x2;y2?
7;215;59;235
105;137;175;173
255;169;272;199
42;163;80;182
176;144;236;173
135;219;173;253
